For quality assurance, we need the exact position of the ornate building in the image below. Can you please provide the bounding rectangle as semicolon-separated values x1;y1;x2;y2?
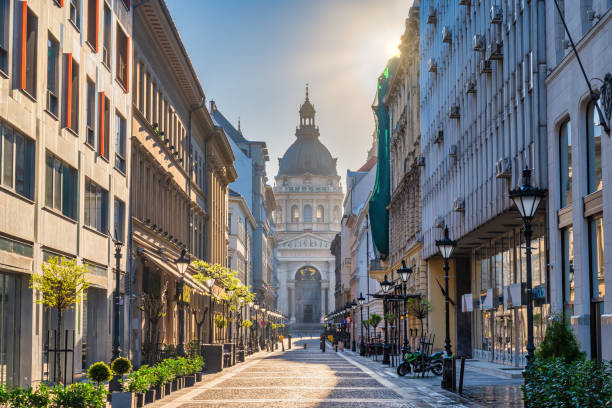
275;88;343;324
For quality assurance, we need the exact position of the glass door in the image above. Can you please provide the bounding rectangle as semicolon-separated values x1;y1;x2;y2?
0;272;22;386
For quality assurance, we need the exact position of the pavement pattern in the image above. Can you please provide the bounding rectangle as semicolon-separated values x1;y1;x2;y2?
151;337;478;408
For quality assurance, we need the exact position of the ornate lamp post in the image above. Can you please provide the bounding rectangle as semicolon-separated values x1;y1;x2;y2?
253;304;260;351
358;293;366;355
397;260;413;354
260;307;267;350
203;277;215;343
109;238;123;391
175;249;190;356
351;299;357;352
436;226;456;389
509;167;545;370
380;274;394;365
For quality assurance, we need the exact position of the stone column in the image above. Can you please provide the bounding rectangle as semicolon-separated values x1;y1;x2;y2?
288;281;295;323
320;282;329;323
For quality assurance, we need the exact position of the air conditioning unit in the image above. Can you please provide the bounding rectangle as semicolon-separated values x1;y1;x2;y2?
442;26;452;43
416;155;426;167
427;6;437;24
473;34;484;51
433;216;445;228
480;60;493;74
459;0;470;5
428;58;437;73
449;144;458;158
433;129;444;144
448;105;460;119
490;5;503;24
453;197;465;212
486;41;503;61
466;79;477;94
495;157;512;178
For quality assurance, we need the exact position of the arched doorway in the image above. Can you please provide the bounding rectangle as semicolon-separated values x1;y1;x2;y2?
295;267;321;323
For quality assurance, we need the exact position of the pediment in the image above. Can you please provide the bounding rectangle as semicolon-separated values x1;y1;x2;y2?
278;233;331;249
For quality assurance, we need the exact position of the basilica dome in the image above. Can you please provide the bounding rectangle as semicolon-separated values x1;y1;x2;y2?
277;87;338;177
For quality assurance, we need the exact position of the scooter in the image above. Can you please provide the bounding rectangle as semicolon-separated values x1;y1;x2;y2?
397;350;444;377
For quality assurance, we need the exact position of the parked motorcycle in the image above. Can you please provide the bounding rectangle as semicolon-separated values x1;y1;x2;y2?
397;350;444;376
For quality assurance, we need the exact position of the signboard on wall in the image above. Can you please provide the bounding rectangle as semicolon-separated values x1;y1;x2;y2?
480;289;494;310
503;283;524;309
462;294;473;312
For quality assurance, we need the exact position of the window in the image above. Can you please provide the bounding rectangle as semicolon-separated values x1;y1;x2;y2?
102;4;111;67
115;112;126;172
46;34;60;117
86;0;98;51
316;205;324;222
303;205;312;222
0;122;35;199
559;120;572;208
98;93;109;158
589;217;605;300
69;0;81;30
0;0;8;73
84;179;108;233
116;24;129;91
113;198;125;241
20;5;38;97
291;205;299;222
561;227;574;316
86;79;95;146
121;0;130;10
66;56;79;133
586;102;603;193
45;154;77;219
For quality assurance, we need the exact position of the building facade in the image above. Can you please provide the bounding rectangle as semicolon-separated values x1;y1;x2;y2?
545;0;611;360
275;88;343;325
420;0;548;363
228;189;254;286
129;0;236;365
0;0;132;385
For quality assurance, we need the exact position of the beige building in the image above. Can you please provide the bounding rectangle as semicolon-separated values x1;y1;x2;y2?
129;0;236;365
0;0;132;385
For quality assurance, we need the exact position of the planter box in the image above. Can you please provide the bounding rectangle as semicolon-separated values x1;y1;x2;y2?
237;349;245;362
184;374;196;387
164;382;171;395
171;378;179;392
154;385;164;400
202;344;223;373
135;393;144;408
144;389;155;404
195;372;202;382
111;391;135;408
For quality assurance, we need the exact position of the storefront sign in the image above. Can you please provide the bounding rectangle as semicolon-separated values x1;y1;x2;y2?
503;283;524;309
462;294;473;312
480;289;494;310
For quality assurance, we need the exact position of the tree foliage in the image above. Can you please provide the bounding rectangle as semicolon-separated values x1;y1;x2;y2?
368;313;382;329
30;256;89;314
406;298;431;320
536;316;585;363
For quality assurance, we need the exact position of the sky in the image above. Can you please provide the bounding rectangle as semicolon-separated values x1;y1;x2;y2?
167;0;413;187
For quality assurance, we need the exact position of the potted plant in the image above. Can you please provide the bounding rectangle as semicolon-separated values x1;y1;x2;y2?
124;366;152;407
52;382;107;408
9;384;51;408
111;357;134;408
151;363;171;400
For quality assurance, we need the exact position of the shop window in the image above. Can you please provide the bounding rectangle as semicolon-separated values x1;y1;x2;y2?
86;0;98;51
0;123;35;199
303;205;312;222
84;179;108;233
559;120;572;208
0;0;9;74
46;34;60;117
102;4;111;67
115;112;126;173
85;78;95;146
65;56;79;133
69;0;81;30
114;197;125;241
115;24;129;91
316;205;324;222
45;153;77;220
586;101;603;194
20;5;38;98
561;227;574;316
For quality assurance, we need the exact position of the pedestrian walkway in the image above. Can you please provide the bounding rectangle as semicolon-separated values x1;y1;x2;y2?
148;337;479;407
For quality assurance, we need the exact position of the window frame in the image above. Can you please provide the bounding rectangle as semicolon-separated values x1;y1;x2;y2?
113;197;125;241
85;78;96;147
45;153;77;220
102;3;111;69
558;120;571;208
586;101;603;194
84;178;108;234
65;55;79;134
115;23;129;92
0;122;35;200
46;33;60;118
114;111;126;173
69;0;81;31
20;4;38;99
0;0;9;75
86;0;99;52
303;205;312;223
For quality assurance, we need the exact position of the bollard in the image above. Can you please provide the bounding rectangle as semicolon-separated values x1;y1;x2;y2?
458;357;466;394
288;335;292;349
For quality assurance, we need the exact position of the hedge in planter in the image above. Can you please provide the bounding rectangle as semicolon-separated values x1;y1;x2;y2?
53;383;107;408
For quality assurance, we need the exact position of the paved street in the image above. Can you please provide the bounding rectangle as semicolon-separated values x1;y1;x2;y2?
151;338;475;408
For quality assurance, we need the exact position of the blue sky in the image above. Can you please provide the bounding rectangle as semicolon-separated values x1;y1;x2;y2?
167;0;412;185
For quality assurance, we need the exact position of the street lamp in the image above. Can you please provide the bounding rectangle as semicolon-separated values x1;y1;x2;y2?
358;293;366;355
203;277;215;343
351;299;358;352
509;167;545;369
436;226;456;390
110;238;123;391
398;260;413;353
175;249;190;356
380;274;393;365
254;304;260;351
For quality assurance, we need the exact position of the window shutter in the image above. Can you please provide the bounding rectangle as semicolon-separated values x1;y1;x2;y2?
66;54;73;129
99;91;105;157
59;0;64;6
19;1;27;90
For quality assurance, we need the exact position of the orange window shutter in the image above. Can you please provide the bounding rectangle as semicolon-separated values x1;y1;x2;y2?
66;54;73;129
95;0;99;52
126;37;130;93
60;0;64;6
99;92;105;157
19;2;27;90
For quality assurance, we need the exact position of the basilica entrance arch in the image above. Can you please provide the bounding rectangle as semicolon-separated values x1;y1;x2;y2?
294;267;321;323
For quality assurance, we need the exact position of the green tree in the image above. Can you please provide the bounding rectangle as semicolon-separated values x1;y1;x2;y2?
406;298;432;341
369;313;382;339
536;316;585;363
30;256;89;383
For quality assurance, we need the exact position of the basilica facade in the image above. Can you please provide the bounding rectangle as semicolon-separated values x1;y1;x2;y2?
275;88;343;324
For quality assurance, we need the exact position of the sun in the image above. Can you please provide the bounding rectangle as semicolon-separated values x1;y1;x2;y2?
384;39;401;59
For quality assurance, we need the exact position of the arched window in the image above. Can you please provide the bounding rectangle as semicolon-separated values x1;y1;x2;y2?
291;205;299;222
586;101;603;194
303;205;312;222
316;205;324;222
559;120;572;208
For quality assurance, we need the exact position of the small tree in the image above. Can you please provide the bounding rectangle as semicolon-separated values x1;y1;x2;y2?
536;316;585;363
369;313;382;339
406;298;432;342
30;256;89;383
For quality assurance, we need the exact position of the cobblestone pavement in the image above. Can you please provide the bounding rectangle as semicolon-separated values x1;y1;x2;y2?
152;337;478;408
